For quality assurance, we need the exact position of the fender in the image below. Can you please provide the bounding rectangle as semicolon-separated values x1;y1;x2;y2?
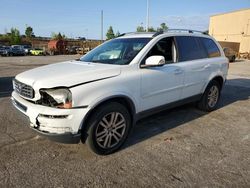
202;72;225;93
79;93;137;130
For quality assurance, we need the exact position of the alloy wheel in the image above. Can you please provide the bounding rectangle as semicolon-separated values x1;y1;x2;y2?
95;112;126;149
207;85;219;108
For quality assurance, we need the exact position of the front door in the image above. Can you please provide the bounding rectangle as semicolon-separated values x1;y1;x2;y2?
140;64;184;111
140;37;185;111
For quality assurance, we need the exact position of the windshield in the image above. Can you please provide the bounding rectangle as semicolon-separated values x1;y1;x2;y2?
80;38;151;65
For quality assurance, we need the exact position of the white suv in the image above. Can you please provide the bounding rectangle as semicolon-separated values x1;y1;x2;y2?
12;30;228;154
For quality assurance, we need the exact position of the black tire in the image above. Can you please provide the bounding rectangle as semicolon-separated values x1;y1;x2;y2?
231;55;236;62
85;102;131;155
197;80;221;112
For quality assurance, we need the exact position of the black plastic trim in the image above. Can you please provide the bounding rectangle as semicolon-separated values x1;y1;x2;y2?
12;98;27;112
31;128;81;144
136;94;202;120
71;105;89;109
152;31;164;37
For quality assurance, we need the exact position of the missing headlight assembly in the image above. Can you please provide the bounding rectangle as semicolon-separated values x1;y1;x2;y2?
39;88;72;109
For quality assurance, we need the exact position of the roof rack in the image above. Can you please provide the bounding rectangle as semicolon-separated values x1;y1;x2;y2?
152;31;164;37
117;29;208;38
118;32;157;37
166;29;208;35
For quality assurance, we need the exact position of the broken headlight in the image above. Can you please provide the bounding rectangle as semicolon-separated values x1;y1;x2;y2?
39;88;72;109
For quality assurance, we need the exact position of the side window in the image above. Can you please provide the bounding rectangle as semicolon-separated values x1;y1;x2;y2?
200;38;221;58
143;37;176;64
175;36;207;62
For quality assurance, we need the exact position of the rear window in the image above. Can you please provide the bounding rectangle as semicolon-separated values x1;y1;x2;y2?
200;38;221;58
175;36;207;62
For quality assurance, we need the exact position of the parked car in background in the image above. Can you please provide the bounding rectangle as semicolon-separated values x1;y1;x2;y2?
11;45;26;56
78;37;86;41
223;47;237;62
0;46;13;56
76;47;91;55
67;46;80;54
30;48;45;56
0;46;6;56
22;45;32;55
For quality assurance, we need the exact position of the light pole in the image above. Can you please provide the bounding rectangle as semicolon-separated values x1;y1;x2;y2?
101;10;104;41
85;29;88;39
146;0;149;32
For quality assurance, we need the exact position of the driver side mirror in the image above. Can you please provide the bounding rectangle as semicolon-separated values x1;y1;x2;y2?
141;56;166;68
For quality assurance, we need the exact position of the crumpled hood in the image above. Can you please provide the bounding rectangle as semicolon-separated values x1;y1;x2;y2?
15;60;121;89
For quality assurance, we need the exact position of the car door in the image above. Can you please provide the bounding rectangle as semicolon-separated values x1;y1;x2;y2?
140;37;185;111
175;36;211;99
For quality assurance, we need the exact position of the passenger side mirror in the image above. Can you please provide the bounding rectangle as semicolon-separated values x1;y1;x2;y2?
142;56;166;68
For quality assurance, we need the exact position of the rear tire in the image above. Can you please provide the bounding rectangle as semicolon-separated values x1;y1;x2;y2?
85;102;131;155
231;55;236;62
198;80;221;112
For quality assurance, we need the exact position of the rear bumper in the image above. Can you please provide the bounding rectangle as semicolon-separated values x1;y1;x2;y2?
11;91;89;144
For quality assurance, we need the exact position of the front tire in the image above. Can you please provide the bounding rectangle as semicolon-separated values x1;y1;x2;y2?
198;80;221;112
85;102;131;155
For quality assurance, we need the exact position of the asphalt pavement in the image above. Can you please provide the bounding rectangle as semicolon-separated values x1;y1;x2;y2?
0;56;249;187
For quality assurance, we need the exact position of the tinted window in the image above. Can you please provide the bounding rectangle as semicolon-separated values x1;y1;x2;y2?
200;38;221;58
175;36;207;62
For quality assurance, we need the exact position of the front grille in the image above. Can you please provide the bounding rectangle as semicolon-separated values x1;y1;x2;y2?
13;79;34;99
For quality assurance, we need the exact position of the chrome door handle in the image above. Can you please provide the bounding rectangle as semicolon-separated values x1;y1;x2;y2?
174;69;183;75
204;64;211;69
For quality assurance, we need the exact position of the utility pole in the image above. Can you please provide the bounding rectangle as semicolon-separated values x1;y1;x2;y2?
101;10;104;41
146;0;149;32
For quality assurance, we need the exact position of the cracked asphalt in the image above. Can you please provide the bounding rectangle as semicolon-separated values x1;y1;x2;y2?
0;56;249;187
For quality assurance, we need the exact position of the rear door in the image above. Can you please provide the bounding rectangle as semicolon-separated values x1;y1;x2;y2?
175;36;211;99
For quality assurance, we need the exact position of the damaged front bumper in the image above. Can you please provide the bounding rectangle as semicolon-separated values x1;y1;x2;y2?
11;91;89;144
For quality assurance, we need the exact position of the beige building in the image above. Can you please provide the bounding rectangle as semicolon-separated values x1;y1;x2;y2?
209;8;250;53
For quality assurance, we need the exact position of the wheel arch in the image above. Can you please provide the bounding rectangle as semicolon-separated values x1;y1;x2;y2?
210;76;224;90
80;95;136;142
203;75;224;93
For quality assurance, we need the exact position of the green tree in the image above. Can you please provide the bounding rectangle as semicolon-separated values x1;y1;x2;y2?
106;26;115;40
51;32;66;40
157;23;168;32
148;27;156;32
25;26;34;38
136;26;145;32
9;28;21;45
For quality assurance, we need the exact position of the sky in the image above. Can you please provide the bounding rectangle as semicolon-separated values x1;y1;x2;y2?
0;0;250;39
